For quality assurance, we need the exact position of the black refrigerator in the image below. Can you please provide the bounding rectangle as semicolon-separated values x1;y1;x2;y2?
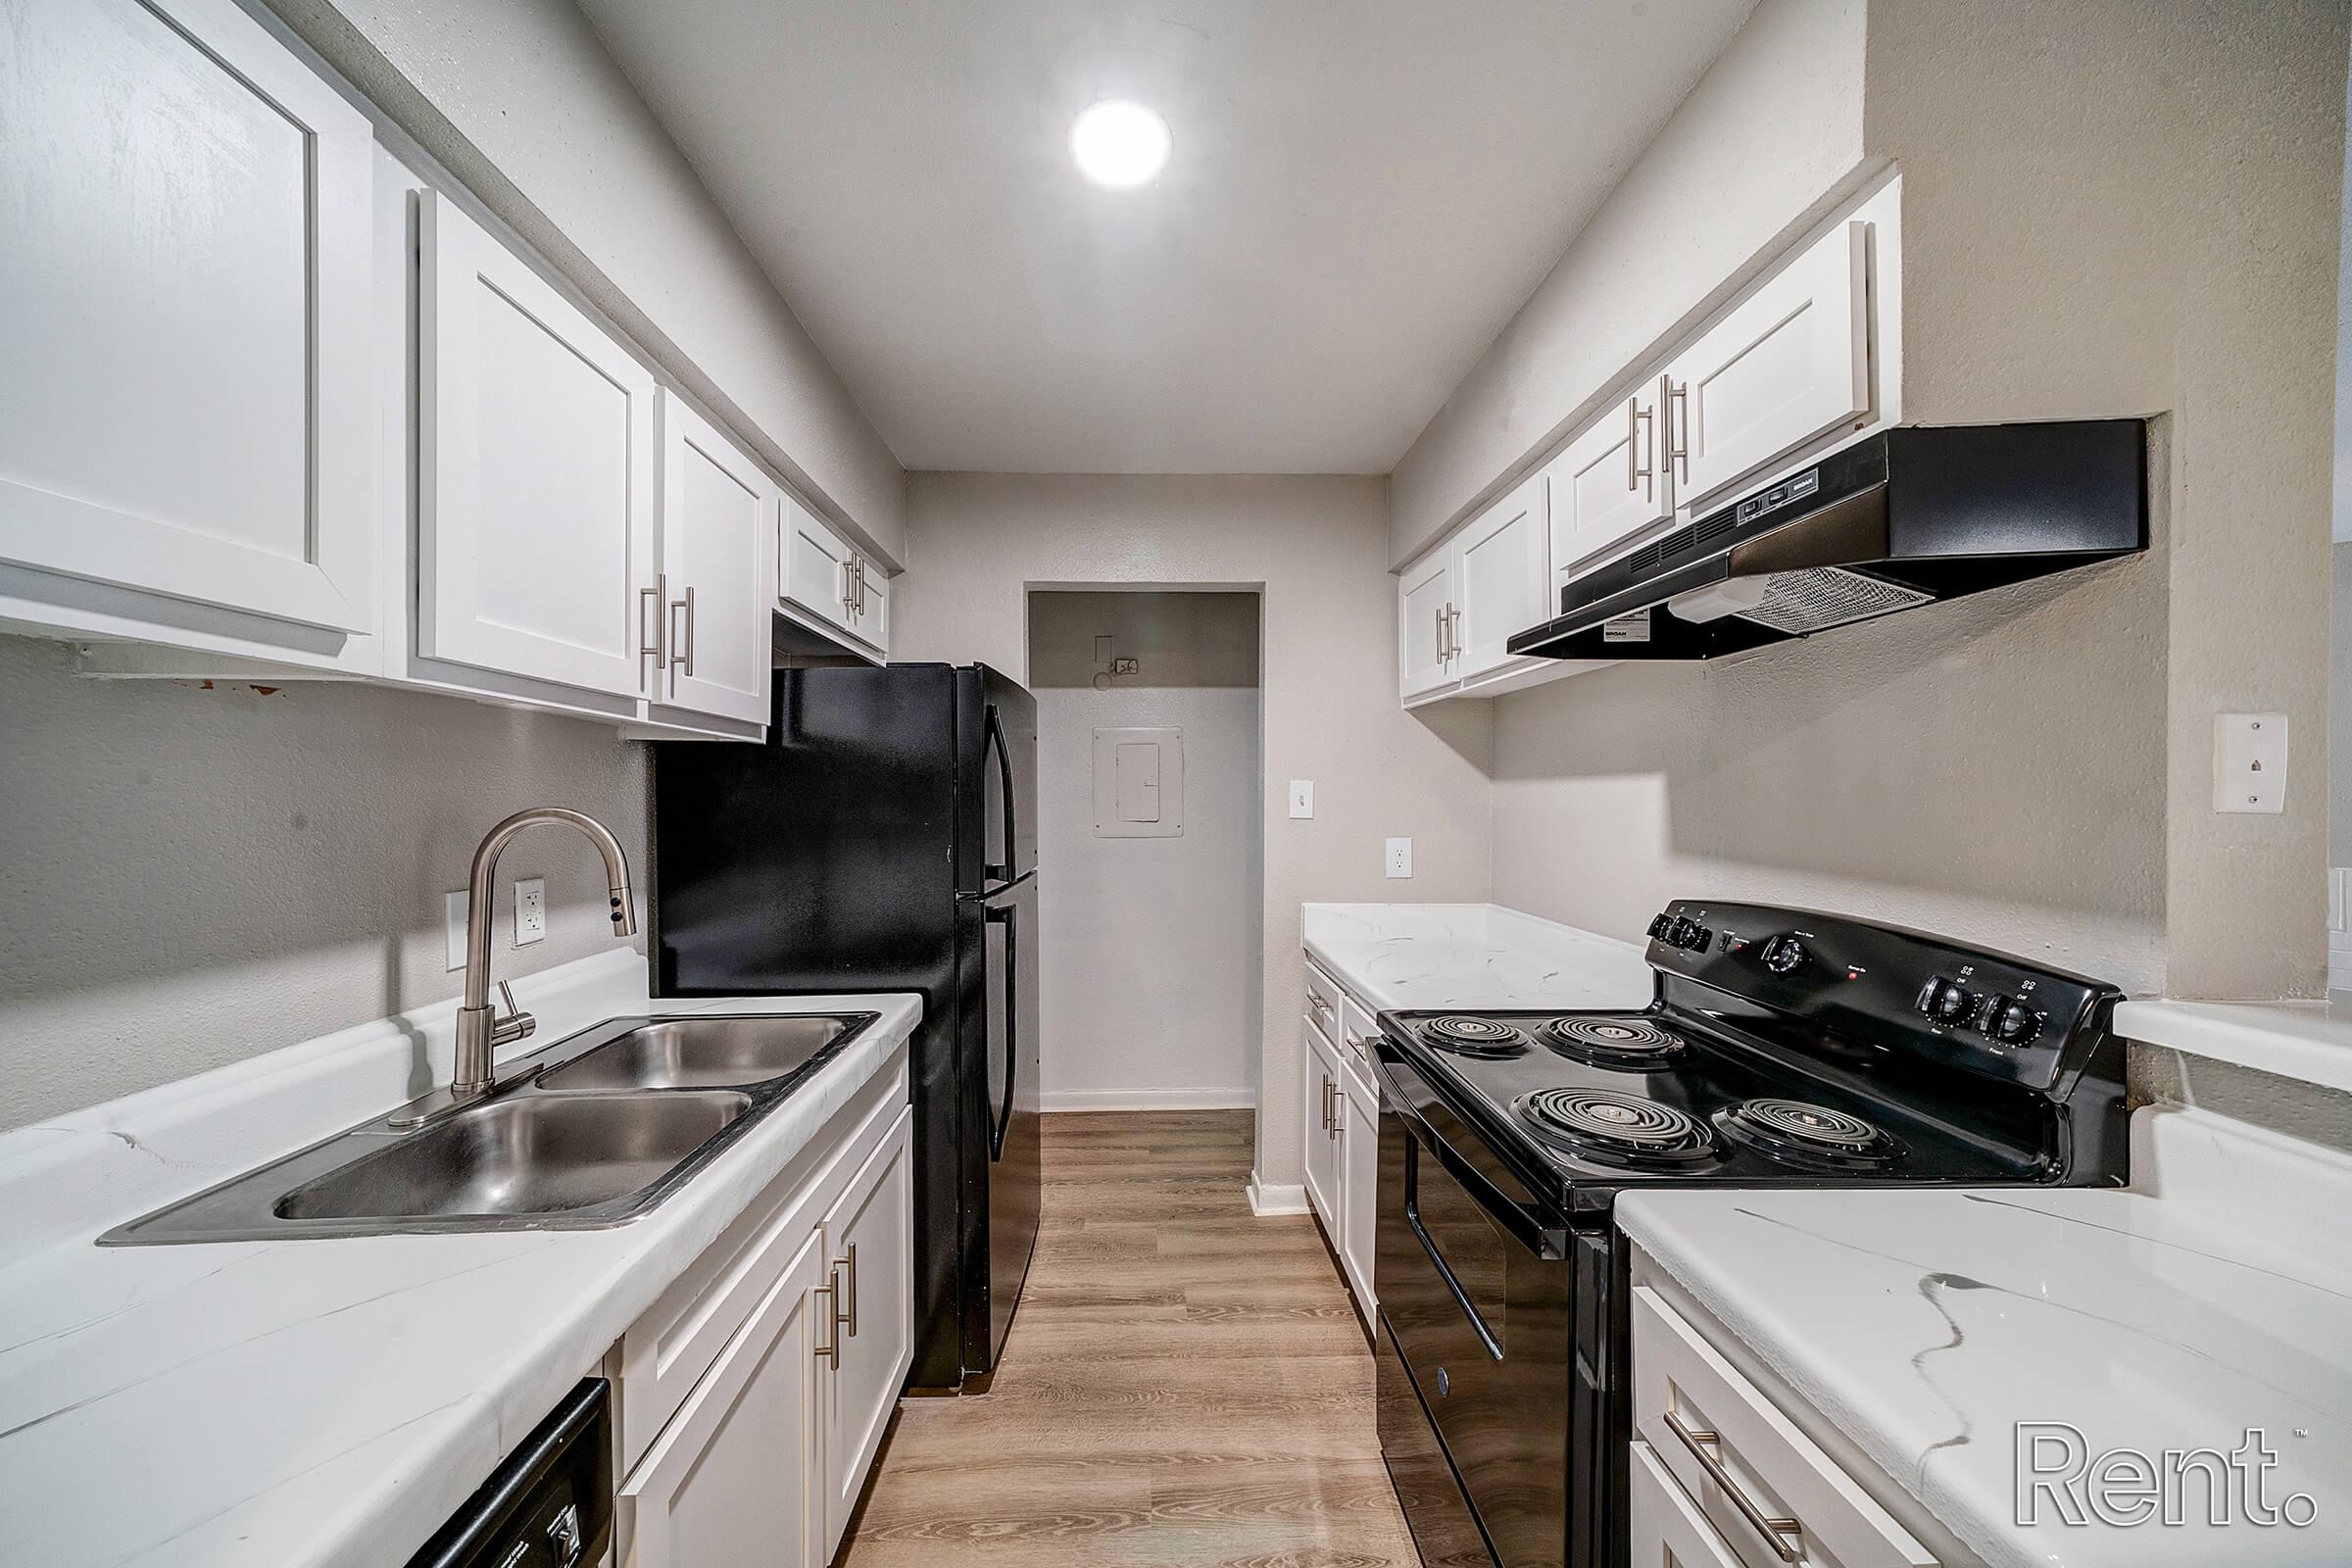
647;662;1041;1393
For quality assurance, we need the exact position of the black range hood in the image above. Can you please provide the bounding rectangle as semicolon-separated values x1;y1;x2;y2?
1506;419;2148;662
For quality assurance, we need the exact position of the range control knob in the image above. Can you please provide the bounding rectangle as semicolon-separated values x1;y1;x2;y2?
1983;995;2041;1045
1918;976;1974;1025
1758;935;1807;975
1646;912;1675;941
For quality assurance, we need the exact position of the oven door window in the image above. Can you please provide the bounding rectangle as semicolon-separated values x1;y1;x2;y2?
1403;1134;1508;1360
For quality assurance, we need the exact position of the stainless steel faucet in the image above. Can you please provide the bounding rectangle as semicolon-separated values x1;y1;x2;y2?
452;808;638;1097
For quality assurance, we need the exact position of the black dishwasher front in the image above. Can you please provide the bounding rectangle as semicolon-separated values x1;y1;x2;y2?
406;1378;612;1568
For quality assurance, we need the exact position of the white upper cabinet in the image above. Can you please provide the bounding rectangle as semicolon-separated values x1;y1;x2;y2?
1663;218;1872;508
1397;548;1458;701
656;392;776;724
418;190;658;698
0;0;374;642
1547;376;1674;586
1450;472;1548;681
781;497;858;629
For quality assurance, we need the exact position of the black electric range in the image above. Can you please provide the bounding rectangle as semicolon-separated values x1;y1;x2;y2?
1369;901;2130;1568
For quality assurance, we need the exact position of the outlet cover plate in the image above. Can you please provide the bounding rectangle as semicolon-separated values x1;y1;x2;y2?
2214;712;2287;813
514;878;547;946
1386;837;1413;878
1289;780;1314;819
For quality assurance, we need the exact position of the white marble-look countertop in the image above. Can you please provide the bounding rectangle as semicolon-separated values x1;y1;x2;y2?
0;948;920;1568
1618;1105;2352;1568
1300;902;1653;1013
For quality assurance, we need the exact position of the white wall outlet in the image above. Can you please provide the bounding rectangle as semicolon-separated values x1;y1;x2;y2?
444;889;470;972
1386;837;1413;878
2213;712;2287;814
1289;779;1314;818
514;877;547;946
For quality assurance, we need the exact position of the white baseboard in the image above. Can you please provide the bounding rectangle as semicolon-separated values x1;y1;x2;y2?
1039;1088;1255;1112
1246;1171;1309;1216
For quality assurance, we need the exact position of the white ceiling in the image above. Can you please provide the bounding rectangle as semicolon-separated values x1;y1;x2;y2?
578;0;1759;475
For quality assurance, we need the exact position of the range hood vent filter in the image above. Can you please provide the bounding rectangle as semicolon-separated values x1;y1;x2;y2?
1736;568;1932;634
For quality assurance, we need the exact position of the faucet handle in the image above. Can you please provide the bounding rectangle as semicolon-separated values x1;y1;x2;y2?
491;980;537;1048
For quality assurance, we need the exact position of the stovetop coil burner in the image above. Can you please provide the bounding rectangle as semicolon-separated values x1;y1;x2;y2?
1513;1088;1719;1168
1418;1015;1530;1057
1715;1098;1905;1170
1540;1015;1690;1070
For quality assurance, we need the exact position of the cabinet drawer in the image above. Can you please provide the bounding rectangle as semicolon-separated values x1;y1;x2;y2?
1338;994;1380;1087
1631;1439;1745;1568
617;1057;906;1471
1303;960;1345;1047
1632;1286;1935;1568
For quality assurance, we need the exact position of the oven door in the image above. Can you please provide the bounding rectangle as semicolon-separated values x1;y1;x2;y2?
1375;1042;1577;1568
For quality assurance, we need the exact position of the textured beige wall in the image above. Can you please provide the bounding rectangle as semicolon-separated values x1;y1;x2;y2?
1483;0;2344;1006
1027;590;1262;689
896;473;1494;1190
258;0;908;563
1387;0;1869;566
1863;0;2344;999
0;638;648;1130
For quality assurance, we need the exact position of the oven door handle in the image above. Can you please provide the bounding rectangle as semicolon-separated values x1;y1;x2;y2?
1375;1044;1570;1260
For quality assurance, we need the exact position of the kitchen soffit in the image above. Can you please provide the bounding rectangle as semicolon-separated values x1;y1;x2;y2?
577;0;1761;475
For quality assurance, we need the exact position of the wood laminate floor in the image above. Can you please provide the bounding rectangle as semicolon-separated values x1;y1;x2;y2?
837;1109;1420;1568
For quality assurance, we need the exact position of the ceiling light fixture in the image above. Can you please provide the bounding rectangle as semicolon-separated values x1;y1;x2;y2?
1069;100;1170;189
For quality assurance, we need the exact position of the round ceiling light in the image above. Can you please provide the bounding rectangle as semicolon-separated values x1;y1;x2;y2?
1069;100;1171;189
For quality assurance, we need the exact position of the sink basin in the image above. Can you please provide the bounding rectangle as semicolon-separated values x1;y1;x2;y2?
274;1091;752;1221
538;1015;849;1092
100;1010;882;1245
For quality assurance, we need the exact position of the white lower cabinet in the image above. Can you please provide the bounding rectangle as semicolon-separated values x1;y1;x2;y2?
622;1225;830;1568
1301;1018;1344;1230
617;1059;913;1568
1298;974;1380;1330
819;1108;915;1555
1629;1279;1943;1568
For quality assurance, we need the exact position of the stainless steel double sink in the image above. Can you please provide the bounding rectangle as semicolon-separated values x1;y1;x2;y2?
102;1012;878;1246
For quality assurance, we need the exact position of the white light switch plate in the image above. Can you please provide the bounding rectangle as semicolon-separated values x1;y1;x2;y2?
1289;780;1314;818
514;878;547;946
444;890;469;972
2214;712;2287;813
1386;837;1413;878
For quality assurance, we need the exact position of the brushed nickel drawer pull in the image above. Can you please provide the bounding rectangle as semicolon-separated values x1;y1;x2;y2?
844;1242;859;1338
1664;1409;1802;1562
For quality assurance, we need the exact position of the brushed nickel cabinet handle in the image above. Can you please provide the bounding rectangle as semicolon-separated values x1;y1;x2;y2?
1448;606;1463;662
667;585;695;678
842;559;857;617
1664;1409;1802;1562
1664;375;1690;486
813;1273;840;1369
844;1241;859;1338
1630;395;1654;495
637;575;665;691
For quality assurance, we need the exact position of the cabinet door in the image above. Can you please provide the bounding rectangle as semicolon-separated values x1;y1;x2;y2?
1397;549;1456;701
781;498;858;634
621;1225;828;1568
419;191;657;696
0;0;373;636
1451;473;1548;681
1664;220;1871;507
1628;1442;1745;1568
1339;1068;1380;1322
821;1106;914;1554
658;392;776;723
1301;1022;1342;1231
1548;379;1673;586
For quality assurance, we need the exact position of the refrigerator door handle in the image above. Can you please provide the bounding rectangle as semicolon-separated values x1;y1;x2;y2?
982;705;1017;885
985;899;1019;1160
